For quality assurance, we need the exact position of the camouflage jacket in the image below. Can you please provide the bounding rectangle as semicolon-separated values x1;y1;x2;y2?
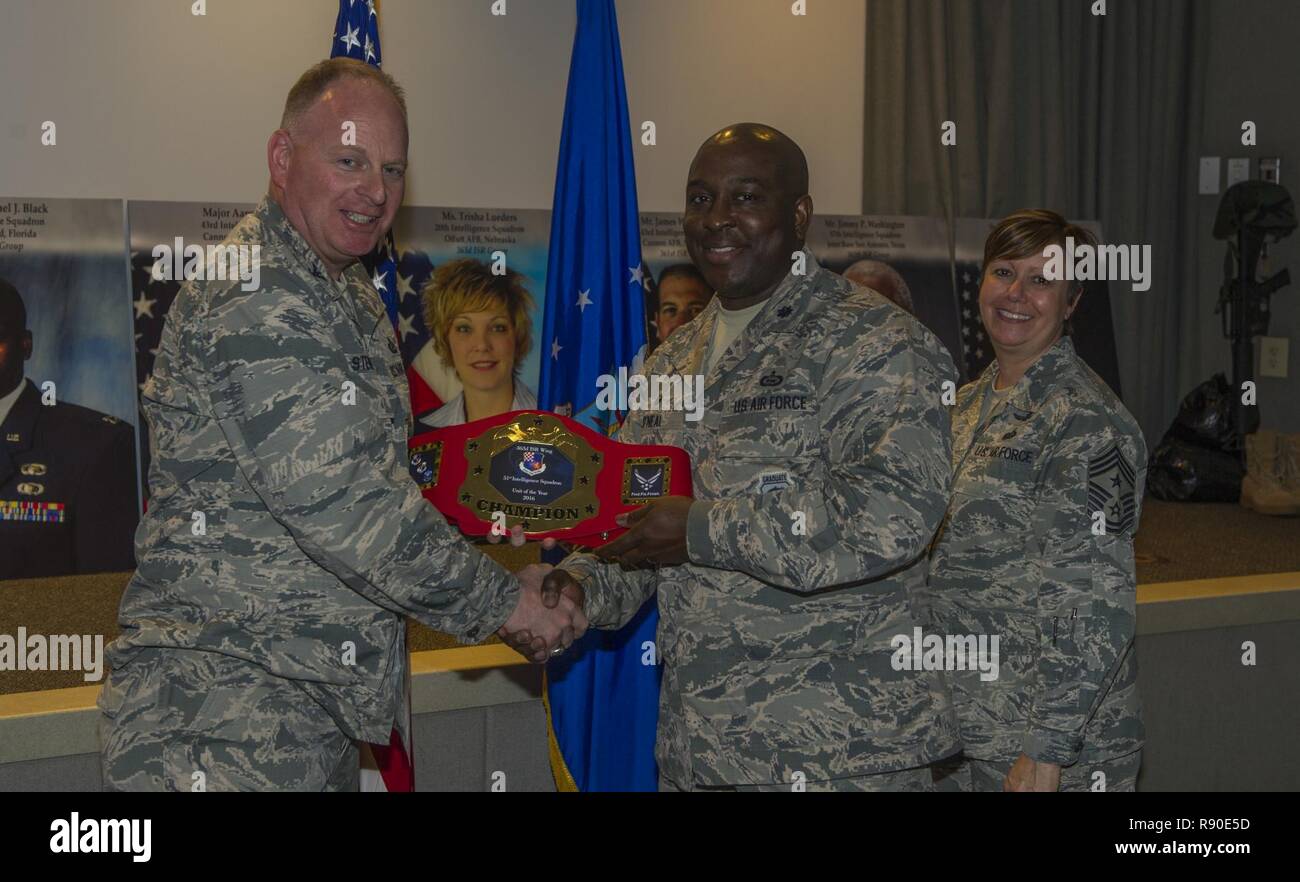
561;253;961;788
924;336;1146;766
108;198;518;743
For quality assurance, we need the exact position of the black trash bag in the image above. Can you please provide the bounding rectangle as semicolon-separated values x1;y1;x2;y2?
1148;374;1245;502
1148;437;1244;502
1166;373;1241;452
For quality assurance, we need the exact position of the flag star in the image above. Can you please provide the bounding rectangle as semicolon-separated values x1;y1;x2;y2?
962;290;971;301
551;338;563;360
397;312;417;341
976;330;985;341
576;288;593;312
134;292;156;320
368;0;378;17
963;271;971;284
396;271;416;301
962;307;971;319
339;24;361;53
975;347;984;359
364;35;376;63
372;269;388;292
629;265;645;287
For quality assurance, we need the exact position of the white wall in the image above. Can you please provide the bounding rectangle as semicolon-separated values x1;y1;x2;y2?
0;0;865;215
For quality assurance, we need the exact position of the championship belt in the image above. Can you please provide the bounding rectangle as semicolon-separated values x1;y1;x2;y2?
408;410;691;547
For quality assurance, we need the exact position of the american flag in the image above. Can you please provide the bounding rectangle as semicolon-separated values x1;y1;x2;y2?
130;251;182;396
333;0;383;67
955;262;994;382
357;244;437;373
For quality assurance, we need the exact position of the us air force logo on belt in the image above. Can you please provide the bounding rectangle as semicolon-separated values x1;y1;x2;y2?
1088;441;1137;534
622;456;670;503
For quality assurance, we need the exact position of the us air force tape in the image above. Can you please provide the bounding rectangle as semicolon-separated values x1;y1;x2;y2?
408;409;692;547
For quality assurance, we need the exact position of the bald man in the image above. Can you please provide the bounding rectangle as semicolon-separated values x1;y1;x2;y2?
528;123;961;791
842;259;915;314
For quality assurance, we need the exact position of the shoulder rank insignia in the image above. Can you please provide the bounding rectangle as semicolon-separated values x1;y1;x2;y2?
1088;441;1137;535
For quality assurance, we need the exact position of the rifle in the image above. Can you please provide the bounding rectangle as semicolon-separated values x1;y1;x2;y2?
1212;181;1296;450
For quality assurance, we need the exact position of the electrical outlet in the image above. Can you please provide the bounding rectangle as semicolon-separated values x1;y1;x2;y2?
1200;157;1221;195
1259;336;1289;378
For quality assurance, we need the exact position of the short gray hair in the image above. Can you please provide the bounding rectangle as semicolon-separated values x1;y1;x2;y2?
280;57;407;132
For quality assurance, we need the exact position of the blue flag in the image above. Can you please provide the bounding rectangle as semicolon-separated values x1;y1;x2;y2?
539;0;661;792
330;0;403;332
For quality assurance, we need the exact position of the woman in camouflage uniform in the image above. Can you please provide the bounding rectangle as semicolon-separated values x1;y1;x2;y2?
927;210;1146;792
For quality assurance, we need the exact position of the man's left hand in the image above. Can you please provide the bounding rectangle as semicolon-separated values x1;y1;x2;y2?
595;496;693;568
1003;754;1062;792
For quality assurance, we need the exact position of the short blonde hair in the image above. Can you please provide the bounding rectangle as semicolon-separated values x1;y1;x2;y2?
423;259;534;372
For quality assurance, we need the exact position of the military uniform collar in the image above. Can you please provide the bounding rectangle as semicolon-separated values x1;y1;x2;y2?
258;197;383;330
259;197;332;284
982;336;1078;413
665;248;819;381
0;377;25;428
1;379;39;452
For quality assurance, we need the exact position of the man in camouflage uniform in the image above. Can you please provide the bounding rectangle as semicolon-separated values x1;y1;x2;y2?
99;58;581;791
533;124;961;791
926;336;1146;792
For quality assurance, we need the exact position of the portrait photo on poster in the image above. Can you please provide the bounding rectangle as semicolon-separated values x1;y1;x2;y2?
0;196;141;580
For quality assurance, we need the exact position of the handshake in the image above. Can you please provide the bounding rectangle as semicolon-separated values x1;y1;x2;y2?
497;565;587;663
489;495;695;663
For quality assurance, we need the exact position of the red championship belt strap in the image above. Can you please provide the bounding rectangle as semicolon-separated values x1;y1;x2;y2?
408;410;691;548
